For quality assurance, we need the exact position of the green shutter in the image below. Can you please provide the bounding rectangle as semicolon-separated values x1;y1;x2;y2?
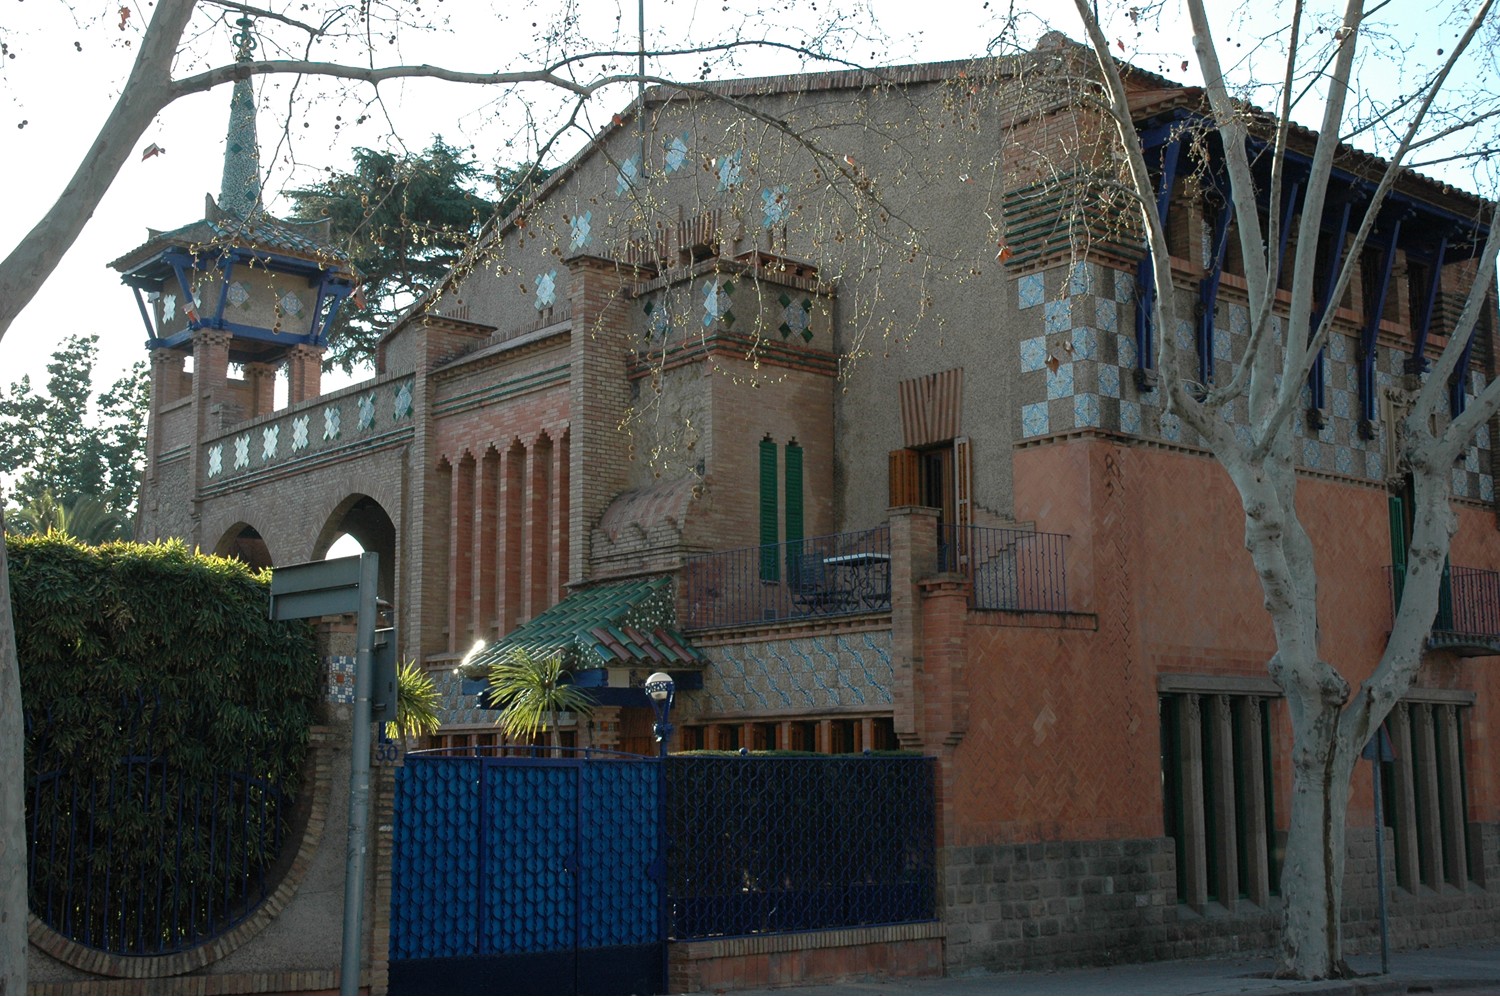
760;438;778;581
784;442;804;581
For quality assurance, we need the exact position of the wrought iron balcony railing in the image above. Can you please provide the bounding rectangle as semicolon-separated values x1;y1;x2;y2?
682;527;892;630
1387;564;1500;655
940;524;1070;613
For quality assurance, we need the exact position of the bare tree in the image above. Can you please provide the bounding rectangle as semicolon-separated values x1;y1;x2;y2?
1068;0;1499;979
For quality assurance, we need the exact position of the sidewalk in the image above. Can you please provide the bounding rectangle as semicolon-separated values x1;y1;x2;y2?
732;943;1500;995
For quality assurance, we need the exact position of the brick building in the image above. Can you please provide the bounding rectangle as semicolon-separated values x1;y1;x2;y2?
120;33;1499;973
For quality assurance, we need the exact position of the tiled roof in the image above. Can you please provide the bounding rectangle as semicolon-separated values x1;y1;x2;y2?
110;200;352;275
466;576;704;674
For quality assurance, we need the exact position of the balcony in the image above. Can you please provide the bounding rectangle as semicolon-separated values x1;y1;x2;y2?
680;523;1073;631
940;524;1070;613
1388;564;1500;656
682;527;892;630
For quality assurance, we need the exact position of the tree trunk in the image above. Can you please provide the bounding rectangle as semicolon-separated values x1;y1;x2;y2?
1277;692;1356;979
0;516;26;995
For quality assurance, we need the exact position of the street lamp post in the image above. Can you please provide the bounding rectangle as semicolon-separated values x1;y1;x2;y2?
644;670;675;986
645;671;675;758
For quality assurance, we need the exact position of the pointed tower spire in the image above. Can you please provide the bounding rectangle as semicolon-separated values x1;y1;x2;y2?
218;16;261;218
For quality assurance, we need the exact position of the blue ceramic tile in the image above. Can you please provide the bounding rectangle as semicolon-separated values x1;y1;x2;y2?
1095;297;1117;333
1046;362;1074;400
1020;336;1047;372
1098;363;1120;398
1045;299;1071;333
1074;392;1100;427
1022;402;1049;437
1120;400;1141;434
1018;273;1045;309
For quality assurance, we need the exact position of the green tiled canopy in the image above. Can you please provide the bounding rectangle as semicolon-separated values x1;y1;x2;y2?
465;576;704;674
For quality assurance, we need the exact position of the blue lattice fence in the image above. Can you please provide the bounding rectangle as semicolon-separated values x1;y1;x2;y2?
389;749;663;994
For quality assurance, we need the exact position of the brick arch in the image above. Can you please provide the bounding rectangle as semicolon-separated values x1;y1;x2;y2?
310;494;399;604
213;522;274;569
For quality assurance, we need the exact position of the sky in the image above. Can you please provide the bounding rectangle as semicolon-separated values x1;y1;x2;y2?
0;1;1493;408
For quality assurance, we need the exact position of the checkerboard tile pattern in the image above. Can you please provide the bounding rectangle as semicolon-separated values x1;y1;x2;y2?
1013;263;1496;500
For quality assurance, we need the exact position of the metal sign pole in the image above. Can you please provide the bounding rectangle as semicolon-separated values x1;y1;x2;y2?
268;553;381;996
339;552;378;995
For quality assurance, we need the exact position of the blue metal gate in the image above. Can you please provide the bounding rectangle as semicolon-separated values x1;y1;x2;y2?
389;749;663;995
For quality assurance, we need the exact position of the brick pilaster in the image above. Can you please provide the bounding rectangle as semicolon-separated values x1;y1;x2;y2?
889;505;939;749
566;255;645;585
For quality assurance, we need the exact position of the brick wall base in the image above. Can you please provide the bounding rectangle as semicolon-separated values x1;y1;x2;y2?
943;825;1500;974
670;922;944;992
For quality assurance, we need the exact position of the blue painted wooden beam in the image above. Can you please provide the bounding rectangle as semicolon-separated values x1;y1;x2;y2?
1307;196;1357;426
1135;136;1182;389
1359;218;1403;435
1197;196;1235;387
1409;236;1447;376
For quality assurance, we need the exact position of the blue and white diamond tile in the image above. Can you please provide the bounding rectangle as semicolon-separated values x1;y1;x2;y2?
1094;297;1118;332
1367;449;1385;480
534;269;558;310
1453;467;1469;497
262;425;278;460
292;415;309;451
1120;399;1141;434
1075;393;1101;428
664;133;689;173
569;211;592;251
1478;423;1491;449
1329;333;1349;363
1302;439;1321;468
1018;273;1045;309
1160;412;1182;442
1020;336;1047;372
1175;319;1193;350
1335;447;1354;475
1214;325;1231;361
1482;475;1495;502
1071;327;1096;358
1114;267;1133;302
1044;299;1070;333
1229;304;1249;335
717;149;744;190
1319;420;1334;443
1021;402;1049;437
1332;389;1351;419
616;156;639;194
1068;260;1094;296
207;444;222;478
1376;370;1394;390
1046;362;1074;400
1098;363;1120;398
761;185;790;228
1466;447;1480;473
1116;334;1138;369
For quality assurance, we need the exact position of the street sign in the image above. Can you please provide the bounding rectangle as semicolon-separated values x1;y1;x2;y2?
269;554;364;619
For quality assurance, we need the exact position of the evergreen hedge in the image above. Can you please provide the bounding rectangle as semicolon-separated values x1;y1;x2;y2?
9;535;320;955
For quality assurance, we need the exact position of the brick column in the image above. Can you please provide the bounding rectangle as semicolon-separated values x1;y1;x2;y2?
566;254;643;586
889;506;940;749
285;344;323;404
192;329;233;430
917;575;970;750
244;360;277;418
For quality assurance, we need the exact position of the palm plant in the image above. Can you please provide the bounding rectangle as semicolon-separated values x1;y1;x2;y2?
485;648;594;752
386;660;441;742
